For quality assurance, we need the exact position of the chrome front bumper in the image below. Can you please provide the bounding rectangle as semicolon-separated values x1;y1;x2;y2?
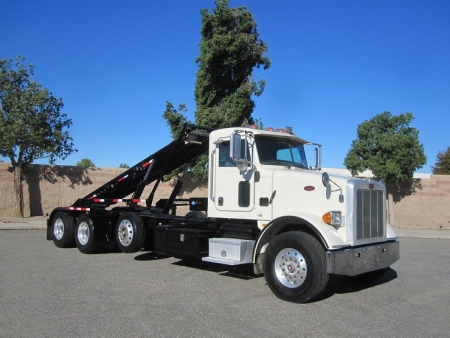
326;241;400;276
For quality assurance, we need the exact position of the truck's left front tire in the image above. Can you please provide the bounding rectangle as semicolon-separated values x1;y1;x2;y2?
263;232;329;303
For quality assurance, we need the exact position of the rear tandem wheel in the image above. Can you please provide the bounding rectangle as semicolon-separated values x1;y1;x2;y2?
115;213;146;253
75;214;99;254
51;211;76;248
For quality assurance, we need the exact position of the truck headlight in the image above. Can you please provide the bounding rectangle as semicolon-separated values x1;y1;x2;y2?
322;211;343;226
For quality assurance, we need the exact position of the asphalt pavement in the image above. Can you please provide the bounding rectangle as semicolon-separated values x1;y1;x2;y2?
1;231;449;337
1;216;450;239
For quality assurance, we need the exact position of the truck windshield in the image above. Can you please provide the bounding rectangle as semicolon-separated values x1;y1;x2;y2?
256;137;308;169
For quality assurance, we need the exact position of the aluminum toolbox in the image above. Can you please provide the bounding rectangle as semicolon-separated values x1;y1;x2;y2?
202;238;255;265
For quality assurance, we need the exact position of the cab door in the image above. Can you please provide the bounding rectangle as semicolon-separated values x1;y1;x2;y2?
211;136;255;215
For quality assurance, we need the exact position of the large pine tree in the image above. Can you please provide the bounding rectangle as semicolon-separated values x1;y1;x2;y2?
163;0;270;180
194;0;270;129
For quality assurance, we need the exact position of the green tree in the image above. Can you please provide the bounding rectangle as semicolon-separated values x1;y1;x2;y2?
76;158;95;168
163;0;270;181
119;163;130;169
431;147;450;174
194;0;270;128
162;102;189;139
344;111;426;225
0;56;76;217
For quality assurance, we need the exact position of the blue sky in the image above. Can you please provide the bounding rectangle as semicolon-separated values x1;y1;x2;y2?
2;0;449;173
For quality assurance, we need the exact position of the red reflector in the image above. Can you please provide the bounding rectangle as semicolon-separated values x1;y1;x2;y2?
304;186;315;191
369;183;374;189
118;174;128;183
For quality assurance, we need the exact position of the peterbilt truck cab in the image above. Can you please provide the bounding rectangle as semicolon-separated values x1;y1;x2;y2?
206;126;399;301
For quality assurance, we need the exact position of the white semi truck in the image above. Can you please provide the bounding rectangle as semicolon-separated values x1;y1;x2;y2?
47;124;399;303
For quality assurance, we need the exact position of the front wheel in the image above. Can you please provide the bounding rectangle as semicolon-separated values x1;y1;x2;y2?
75;214;99;254
115;213;145;253
263;232;329;303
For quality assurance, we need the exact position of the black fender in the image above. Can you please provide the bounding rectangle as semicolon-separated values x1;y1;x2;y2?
252;216;329;274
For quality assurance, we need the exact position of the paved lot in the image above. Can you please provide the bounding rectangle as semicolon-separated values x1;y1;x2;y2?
0;230;449;337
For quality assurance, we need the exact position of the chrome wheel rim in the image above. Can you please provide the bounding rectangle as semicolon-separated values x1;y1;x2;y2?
274;248;307;288
77;221;90;246
54;218;64;240
117;219;133;246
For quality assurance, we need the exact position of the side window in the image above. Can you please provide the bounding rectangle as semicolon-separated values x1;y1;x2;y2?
218;140;252;167
219;142;235;167
238;181;250;207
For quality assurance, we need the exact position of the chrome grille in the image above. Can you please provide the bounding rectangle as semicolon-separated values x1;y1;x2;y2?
356;190;384;240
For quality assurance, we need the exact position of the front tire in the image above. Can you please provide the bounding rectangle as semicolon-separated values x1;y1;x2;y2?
263;232;329;303
51;211;75;248
115;213;145;253
75;214;99;254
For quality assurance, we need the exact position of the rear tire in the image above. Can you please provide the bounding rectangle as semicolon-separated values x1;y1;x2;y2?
263;232;329;303
51;211;75;248
75;214;99;254
115;213;145;253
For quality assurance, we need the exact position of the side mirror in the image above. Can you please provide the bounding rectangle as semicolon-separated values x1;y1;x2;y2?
230;132;249;171
322;172;330;187
230;133;242;160
314;147;319;169
306;142;322;171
